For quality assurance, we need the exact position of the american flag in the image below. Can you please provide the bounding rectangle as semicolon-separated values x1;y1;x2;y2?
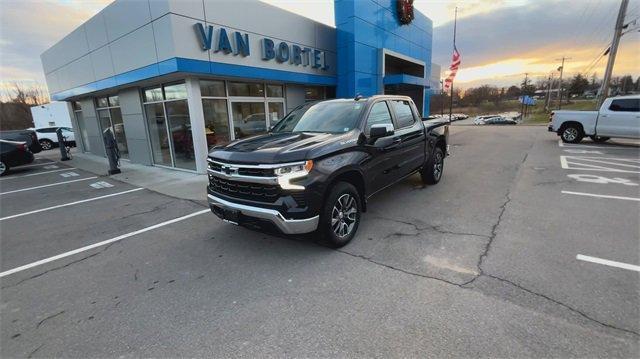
443;46;461;92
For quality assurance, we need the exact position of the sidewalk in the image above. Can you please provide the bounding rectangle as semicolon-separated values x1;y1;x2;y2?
38;149;208;202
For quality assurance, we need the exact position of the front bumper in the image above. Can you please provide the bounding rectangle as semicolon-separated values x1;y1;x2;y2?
207;194;319;234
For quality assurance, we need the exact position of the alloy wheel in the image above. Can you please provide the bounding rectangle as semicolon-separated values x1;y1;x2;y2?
433;151;444;180
331;193;358;238
41;141;52;150
563;128;578;142
0;162;6;175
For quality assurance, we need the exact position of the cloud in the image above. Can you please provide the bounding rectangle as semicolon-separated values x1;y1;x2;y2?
433;0;640;88
0;0;109;86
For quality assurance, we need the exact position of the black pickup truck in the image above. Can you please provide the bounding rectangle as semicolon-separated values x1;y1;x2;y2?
207;95;448;247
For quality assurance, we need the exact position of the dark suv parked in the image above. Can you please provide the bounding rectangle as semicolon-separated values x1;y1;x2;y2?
207;95;448;247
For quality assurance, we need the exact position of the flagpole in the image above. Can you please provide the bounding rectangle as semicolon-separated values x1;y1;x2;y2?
449;7;457;123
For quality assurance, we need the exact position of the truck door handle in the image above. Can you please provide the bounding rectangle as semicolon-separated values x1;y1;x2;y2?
393;138;402;144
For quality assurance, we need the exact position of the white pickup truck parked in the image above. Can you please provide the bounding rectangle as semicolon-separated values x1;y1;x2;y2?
549;95;640;143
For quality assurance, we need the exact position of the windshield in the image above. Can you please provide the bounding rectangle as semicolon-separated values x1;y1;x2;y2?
271;101;365;134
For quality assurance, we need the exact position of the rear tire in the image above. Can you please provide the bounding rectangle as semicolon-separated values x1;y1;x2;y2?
590;135;609;143
560;124;584;143
319;182;361;248
39;139;54;150
421;147;445;185
0;161;8;176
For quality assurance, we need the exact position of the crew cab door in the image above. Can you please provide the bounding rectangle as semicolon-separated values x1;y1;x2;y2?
388;99;427;178
596;98;640;138
361;101;402;194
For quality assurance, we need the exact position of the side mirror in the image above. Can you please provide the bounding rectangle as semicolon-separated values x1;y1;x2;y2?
369;124;394;139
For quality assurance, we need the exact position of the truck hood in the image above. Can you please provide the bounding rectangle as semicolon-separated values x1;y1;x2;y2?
208;131;354;164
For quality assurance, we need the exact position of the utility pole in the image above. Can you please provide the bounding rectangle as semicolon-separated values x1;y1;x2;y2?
440;79;445;116
599;0;629;106
545;73;554;111
521;73;528;118
555;57;571;109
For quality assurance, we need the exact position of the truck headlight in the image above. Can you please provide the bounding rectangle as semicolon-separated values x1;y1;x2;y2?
274;160;313;190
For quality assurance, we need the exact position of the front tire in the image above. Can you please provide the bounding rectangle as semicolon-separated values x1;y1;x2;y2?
320;182;361;248
590;135;609;143
0;161;8;176
421;146;445;185
560;124;584;143
40;139;54;150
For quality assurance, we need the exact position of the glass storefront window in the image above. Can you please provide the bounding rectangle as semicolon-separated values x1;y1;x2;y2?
164;83;187;101
165;100;195;170
109;107;128;159
232;102;266;139
97;109;111;133
200;80;225;97
108;95;119;107
144;86;163;102
144;103;173;167
268;102;285;126
97;97;109;108
266;84;283;98
305;87;325;101
228;82;264;97
202;99;230;148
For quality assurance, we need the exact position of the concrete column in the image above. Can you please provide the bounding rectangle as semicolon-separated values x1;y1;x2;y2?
118;87;152;165
185;77;208;174
78;97;106;157
66;101;85;153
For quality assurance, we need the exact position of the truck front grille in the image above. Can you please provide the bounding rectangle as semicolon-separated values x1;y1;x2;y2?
209;176;281;203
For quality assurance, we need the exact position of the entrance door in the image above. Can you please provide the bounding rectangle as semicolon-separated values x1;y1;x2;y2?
230;101;267;140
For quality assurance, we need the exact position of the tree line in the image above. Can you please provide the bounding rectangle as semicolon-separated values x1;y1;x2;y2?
431;74;640;110
0;82;50;130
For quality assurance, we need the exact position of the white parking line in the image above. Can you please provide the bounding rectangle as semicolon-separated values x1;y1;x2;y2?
0;209;210;278
562;190;640;202
560;156;640;173
577;254;640;272
0;188;144;221
558;140;640;149
0;168;76;180
17;161;56;168
0;177;98;196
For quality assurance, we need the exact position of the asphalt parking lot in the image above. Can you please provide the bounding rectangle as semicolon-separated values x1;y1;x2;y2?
1;126;638;357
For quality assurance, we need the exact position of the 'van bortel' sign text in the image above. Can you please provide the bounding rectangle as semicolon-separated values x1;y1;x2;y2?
194;23;329;71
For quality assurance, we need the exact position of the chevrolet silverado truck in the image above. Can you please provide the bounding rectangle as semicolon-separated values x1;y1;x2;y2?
549;95;640;143
207;95;448;247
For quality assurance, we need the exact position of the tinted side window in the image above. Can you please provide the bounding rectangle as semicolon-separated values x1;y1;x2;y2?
365;102;393;134
37;128;55;133
392;100;415;128
609;99;640;112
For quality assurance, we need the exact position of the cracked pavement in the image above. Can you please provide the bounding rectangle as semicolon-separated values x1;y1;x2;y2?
1;126;638;357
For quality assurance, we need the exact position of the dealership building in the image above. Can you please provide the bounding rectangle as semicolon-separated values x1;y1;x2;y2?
41;0;433;173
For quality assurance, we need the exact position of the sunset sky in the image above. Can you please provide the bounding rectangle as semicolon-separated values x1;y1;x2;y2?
0;0;638;95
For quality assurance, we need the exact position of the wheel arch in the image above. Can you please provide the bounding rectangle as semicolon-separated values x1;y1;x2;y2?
326;169;367;212
557;121;584;135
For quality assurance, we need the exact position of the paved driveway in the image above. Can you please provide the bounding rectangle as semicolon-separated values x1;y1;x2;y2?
1;127;638;357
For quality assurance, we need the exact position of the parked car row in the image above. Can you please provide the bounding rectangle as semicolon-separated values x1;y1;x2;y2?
30;126;76;150
426;113;469;121
473;112;520;125
0;139;35;175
